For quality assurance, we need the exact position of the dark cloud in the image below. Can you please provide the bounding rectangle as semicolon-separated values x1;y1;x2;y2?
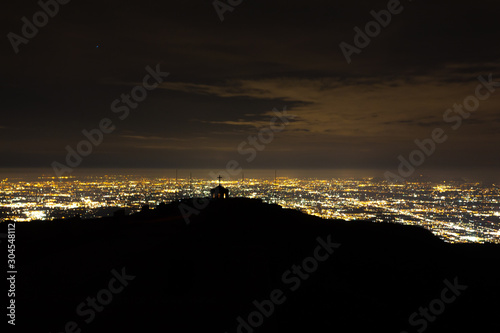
1;0;499;176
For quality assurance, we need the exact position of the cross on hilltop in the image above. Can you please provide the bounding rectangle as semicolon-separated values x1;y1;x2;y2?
211;175;229;199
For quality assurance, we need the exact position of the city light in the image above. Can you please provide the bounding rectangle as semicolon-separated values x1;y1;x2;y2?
0;176;499;244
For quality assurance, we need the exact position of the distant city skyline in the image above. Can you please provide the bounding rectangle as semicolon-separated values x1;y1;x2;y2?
1;174;498;244
1;167;500;183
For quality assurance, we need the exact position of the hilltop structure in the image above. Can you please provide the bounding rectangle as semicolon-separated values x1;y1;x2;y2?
210;175;229;199
14;193;500;333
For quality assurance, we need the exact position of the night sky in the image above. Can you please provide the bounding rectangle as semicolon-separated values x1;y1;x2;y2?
2;0;500;178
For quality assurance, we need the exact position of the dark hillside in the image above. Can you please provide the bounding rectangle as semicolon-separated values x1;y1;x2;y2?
8;198;500;332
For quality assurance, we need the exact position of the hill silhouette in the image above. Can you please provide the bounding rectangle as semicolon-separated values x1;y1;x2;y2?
8;198;500;332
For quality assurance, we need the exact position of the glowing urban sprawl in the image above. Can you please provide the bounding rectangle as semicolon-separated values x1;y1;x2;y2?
0;176;499;244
